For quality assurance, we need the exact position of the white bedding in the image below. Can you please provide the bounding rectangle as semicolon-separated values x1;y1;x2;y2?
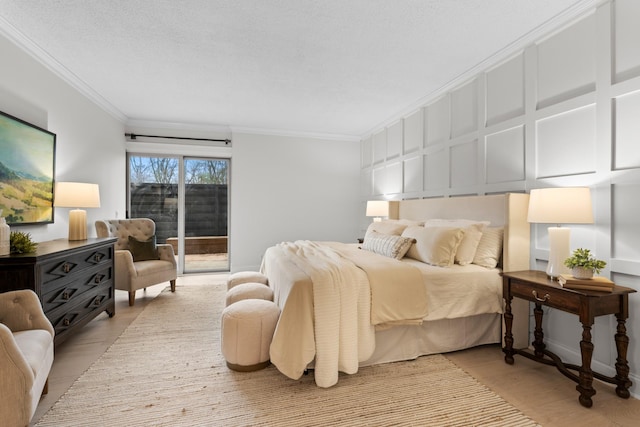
263;241;503;387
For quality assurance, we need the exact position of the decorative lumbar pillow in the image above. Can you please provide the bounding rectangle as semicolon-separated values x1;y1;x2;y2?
401;226;465;267
362;231;415;260
423;219;489;265
472;227;504;269
128;235;159;261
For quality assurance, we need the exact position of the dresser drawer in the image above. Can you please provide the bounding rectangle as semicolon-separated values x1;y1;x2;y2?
39;244;113;288
46;280;114;337
41;264;113;314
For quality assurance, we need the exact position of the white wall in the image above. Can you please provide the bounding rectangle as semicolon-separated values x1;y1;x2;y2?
361;0;640;398
231;132;361;272
0;32;361;275
0;34;126;242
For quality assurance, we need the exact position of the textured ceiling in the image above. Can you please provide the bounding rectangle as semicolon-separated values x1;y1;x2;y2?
0;0;593;138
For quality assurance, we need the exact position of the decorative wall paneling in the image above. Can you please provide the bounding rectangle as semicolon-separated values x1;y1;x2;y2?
359;0;640;398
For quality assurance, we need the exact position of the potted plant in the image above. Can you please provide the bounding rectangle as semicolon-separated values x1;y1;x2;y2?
564;248;606;279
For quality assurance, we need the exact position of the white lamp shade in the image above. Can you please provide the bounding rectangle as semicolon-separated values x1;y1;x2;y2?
54;182;101;208
527;187;593;224
366;200;389;217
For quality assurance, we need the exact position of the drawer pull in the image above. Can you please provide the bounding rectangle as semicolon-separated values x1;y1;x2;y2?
62;292;70;300
94;276;102;283
94;299;101;306
94;254;103;262
532;290;550;302
63;318;70;326
62;263;71;273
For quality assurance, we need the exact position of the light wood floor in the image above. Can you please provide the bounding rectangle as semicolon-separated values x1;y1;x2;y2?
32;274;640;426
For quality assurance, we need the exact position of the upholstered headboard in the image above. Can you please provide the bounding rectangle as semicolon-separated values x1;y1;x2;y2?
390;193;530;272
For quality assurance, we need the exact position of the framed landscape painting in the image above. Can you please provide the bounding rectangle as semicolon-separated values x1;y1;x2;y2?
0;110;56;225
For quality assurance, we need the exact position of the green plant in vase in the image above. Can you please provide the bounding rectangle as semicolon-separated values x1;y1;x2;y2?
564;248;606;279
10;231;38;254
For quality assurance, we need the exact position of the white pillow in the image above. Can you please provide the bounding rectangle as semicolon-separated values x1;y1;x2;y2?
423;219;489;265
365;219;423;237
401;226;465;267
362;232;415;260
472;227;504;269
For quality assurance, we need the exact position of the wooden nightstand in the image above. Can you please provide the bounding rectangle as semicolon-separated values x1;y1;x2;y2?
501;270;636;408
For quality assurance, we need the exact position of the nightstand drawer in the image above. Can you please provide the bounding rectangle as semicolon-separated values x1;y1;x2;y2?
510;279;581;314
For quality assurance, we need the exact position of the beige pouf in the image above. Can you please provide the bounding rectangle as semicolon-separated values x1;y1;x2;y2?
221;299;281;371
227;271;268;290
225;282;274;307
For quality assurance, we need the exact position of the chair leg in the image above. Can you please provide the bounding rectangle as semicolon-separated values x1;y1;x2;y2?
170;279;176;292
128;291;136;306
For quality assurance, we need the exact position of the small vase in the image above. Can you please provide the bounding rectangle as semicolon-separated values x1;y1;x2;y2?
572;267;594;280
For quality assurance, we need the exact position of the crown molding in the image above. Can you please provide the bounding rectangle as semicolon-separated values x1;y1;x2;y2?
0;15;127;123
361;0;600;140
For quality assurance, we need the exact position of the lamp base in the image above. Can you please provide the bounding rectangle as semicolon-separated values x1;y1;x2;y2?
547;226;571;279
68;209;88;241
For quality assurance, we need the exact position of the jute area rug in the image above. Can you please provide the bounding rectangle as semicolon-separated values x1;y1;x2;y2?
36;283;540;427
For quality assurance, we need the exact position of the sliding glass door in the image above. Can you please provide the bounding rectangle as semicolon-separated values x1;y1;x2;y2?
128;154;229;273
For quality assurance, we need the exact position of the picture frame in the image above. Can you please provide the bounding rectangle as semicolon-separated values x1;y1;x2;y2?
0;110;56;225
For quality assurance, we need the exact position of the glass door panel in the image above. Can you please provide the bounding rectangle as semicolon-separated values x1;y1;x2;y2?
183;158;229;272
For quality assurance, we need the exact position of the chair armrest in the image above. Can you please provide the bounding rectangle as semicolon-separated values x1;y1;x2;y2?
115;249;138;274
0;322;34;381
0;290;54;337
157;244;177;266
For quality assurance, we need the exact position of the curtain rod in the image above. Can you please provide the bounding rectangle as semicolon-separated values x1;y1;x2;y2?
125;133;231;144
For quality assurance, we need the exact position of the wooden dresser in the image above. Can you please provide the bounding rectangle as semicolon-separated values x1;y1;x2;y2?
0;237;116;346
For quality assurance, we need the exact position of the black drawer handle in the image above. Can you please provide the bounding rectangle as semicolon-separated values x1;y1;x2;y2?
94;253;103;262
63;318;70;326
62;292;70;300
62;263;71;273
532;290;550;302
94;276;102;283
94;299;101;306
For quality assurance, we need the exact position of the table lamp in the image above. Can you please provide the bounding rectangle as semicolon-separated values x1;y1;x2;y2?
527;187;593;279
54;182;101;241
366;200;389;222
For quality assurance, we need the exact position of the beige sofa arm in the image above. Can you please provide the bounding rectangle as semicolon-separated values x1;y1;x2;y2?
0;290;54;337
157;243;177;266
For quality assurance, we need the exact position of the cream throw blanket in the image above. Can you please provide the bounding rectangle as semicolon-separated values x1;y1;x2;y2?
268;241;427;387
275;241;375;387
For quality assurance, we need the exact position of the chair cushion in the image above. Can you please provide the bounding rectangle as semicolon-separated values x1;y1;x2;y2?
128;235;159;261
13;329;54;377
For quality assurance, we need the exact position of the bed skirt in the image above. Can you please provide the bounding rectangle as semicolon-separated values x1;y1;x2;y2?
360;313;502;366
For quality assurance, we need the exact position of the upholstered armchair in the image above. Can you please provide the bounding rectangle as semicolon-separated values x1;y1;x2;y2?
0;289;55;427
95;218;177;306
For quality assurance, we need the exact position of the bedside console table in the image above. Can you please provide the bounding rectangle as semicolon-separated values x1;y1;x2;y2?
0;237;117;346
502;270;636;408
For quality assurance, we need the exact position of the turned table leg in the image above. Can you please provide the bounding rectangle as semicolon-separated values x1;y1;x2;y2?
503;293;515;365
614;314;632;398
577;323;596;408
533;303;546;358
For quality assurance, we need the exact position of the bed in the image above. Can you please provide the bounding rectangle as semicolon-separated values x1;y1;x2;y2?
261;193;531;387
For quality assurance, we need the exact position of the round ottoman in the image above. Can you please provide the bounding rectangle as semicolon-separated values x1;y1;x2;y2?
221;299;281;372
227;271;268;290
225;282;274;307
